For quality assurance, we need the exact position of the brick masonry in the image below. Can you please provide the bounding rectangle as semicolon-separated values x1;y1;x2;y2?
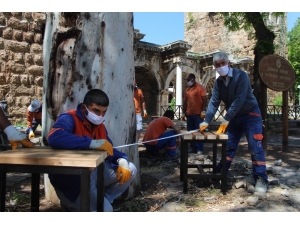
0;12;46;124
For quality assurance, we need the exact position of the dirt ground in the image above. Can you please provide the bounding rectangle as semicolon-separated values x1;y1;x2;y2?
4;131;300;212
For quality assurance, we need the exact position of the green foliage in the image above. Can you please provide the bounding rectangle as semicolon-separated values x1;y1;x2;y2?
218;12;284;54
288;17;300;103
188;12;194;23
273;93;283;106
186;12;196;30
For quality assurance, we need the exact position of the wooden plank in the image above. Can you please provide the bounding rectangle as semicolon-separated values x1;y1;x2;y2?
203;131;217;140
192;132;205;140
0;148;107;168
217;134;228;140
181;130;194;140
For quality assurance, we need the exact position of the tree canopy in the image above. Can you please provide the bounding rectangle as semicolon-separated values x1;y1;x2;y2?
218;12;285;106
288;17;300;104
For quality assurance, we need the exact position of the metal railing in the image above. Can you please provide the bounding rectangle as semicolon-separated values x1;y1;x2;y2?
160;104;300;121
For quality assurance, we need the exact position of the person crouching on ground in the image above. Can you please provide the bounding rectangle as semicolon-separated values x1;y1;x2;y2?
47;89;137;212
143;110;181;160
26;99;42;139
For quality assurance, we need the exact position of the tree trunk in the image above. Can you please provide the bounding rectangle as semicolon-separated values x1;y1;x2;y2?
245;12;276;107
42;12;140;204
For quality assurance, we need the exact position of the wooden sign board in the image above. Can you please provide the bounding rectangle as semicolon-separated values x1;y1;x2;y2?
259;54;295;92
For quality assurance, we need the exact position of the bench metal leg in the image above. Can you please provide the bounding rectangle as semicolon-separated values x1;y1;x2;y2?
221;142;227;194
80;168;90;212
182;141;188;194
31;173;40;212
0;169;6;211
97;162;104;212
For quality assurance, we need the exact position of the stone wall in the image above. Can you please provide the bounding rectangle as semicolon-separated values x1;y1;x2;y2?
184;12;290;104
0;12;46;124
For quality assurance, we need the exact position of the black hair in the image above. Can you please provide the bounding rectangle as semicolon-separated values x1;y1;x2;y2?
83;89;109;107
188;73;196;80
163;110;174;120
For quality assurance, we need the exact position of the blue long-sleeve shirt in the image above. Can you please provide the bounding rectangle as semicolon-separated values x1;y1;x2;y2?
47;104;128;202
205;68;259;123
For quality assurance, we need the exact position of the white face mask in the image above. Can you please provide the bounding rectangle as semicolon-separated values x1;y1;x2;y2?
187;80;193;86
216;64;229;76
84;105;105;125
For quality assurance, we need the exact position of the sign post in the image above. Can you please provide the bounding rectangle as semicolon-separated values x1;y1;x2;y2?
259;54;295;153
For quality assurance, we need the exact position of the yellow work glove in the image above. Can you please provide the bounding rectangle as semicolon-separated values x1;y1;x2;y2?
116;158;132;184
216;120;229;134
200;111;206;119
89;139;113;156
199;122;208;132
28;129;35;139
143;110;148;118
4;125;35;150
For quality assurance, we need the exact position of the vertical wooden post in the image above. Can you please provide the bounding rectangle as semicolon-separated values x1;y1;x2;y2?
282;91;288;151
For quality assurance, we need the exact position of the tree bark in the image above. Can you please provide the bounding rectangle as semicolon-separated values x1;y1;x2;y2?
245;12;276;107
42;12;140;204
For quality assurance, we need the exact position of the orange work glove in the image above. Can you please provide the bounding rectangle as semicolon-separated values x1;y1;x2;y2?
143;110;148;118
89;139;113;156
4;125;35;150
199;122;209;132
216;121;229;134
116;158;132;184
200;111;206;119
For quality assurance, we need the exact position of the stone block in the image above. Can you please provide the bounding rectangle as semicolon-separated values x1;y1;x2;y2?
23;13;32;19
2;13;11;17
28;65;43;76
32;13;46;23
35;76;43;87
11;12;22;17
10;63;25;74
31;21;42;32
13;52;24;63
5;40;29;52
20;74;29;85
0;16;6;26
0;73;5;85
30;43;42;53
34;33;43;44
10;74;21;84
13;30;23;41
7;18;29;30
24;53;34;64
23;31;34;43
33;54;43;66
3;27;12;39
0;38;4;49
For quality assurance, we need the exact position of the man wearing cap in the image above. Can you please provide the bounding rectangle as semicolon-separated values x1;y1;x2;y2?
26;100;42;139
134;79;147;141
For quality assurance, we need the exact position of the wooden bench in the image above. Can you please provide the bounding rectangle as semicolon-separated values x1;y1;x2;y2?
0;146;107;212
180;131;228;194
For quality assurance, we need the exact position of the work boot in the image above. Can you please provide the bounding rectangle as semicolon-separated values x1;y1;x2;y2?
254;177;268;193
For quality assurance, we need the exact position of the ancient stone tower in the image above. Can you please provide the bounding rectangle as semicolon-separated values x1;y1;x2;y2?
184;12;288;103
184;12;287;59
